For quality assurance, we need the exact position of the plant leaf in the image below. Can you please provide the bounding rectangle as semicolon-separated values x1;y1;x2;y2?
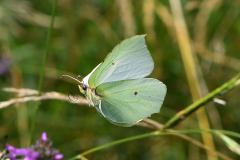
217;132;240;155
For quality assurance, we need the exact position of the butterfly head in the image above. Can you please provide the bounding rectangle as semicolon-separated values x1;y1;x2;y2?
78;82;88;95
78;82;101;106
61;74;89;96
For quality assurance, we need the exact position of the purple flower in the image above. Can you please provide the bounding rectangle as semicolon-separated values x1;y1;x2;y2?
40;132;48;142
54;154;63;160
33;132;63;160
6;145;39;160
5;132;63;160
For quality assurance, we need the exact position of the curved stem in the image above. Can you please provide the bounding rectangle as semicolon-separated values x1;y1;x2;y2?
72;130;232;160
38;0;57;92
163;72;240;129
78;131;159;157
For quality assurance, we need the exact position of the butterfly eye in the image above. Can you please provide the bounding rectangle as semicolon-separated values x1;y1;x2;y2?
82;84;87;91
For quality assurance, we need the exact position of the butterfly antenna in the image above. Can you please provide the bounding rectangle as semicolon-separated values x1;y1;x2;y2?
77;75;81;80
61;74;83;85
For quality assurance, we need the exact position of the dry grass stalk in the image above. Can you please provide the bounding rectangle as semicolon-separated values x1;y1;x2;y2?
0;88;88;109
169;0;217;159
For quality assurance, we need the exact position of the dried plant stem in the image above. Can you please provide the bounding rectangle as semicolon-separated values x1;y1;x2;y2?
0;88;88;109
194;45;240;71
194;0;221;46
143;0;156;42
117;0;136;37
154;1;175;38
164;72;240;129
10;60;30;146
169;0;218;159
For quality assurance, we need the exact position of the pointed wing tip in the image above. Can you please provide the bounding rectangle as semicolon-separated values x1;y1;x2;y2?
154;79;167;94
135;34;147;37
132;34;147;39
160;81;167;92
126;34;147;41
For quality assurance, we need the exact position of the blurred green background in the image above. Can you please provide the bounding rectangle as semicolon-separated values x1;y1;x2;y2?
0;0;239;159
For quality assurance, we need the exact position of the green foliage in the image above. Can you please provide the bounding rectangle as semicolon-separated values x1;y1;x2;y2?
0;0;240;159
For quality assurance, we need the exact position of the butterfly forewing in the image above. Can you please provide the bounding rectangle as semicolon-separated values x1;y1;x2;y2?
88;35;154;88
95;78;167;126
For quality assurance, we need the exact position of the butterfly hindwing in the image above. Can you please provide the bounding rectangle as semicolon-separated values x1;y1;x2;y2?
95;78;167;126
88;35;154;88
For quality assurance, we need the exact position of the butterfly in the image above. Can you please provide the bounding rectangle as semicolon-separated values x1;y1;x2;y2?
62;35;167;127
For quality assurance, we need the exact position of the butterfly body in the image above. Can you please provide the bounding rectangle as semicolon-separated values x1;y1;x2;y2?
78;64;102;106
63;35;167;127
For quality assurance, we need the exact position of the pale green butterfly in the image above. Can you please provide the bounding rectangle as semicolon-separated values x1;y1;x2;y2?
62;35;167;127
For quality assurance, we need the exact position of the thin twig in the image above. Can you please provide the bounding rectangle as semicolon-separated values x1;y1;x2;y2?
137;118;163;130
142;118;163;129
0;88;88;109
3;88;39;96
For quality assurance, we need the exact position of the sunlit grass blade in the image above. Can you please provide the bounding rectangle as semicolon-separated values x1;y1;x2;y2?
217;132;240;156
